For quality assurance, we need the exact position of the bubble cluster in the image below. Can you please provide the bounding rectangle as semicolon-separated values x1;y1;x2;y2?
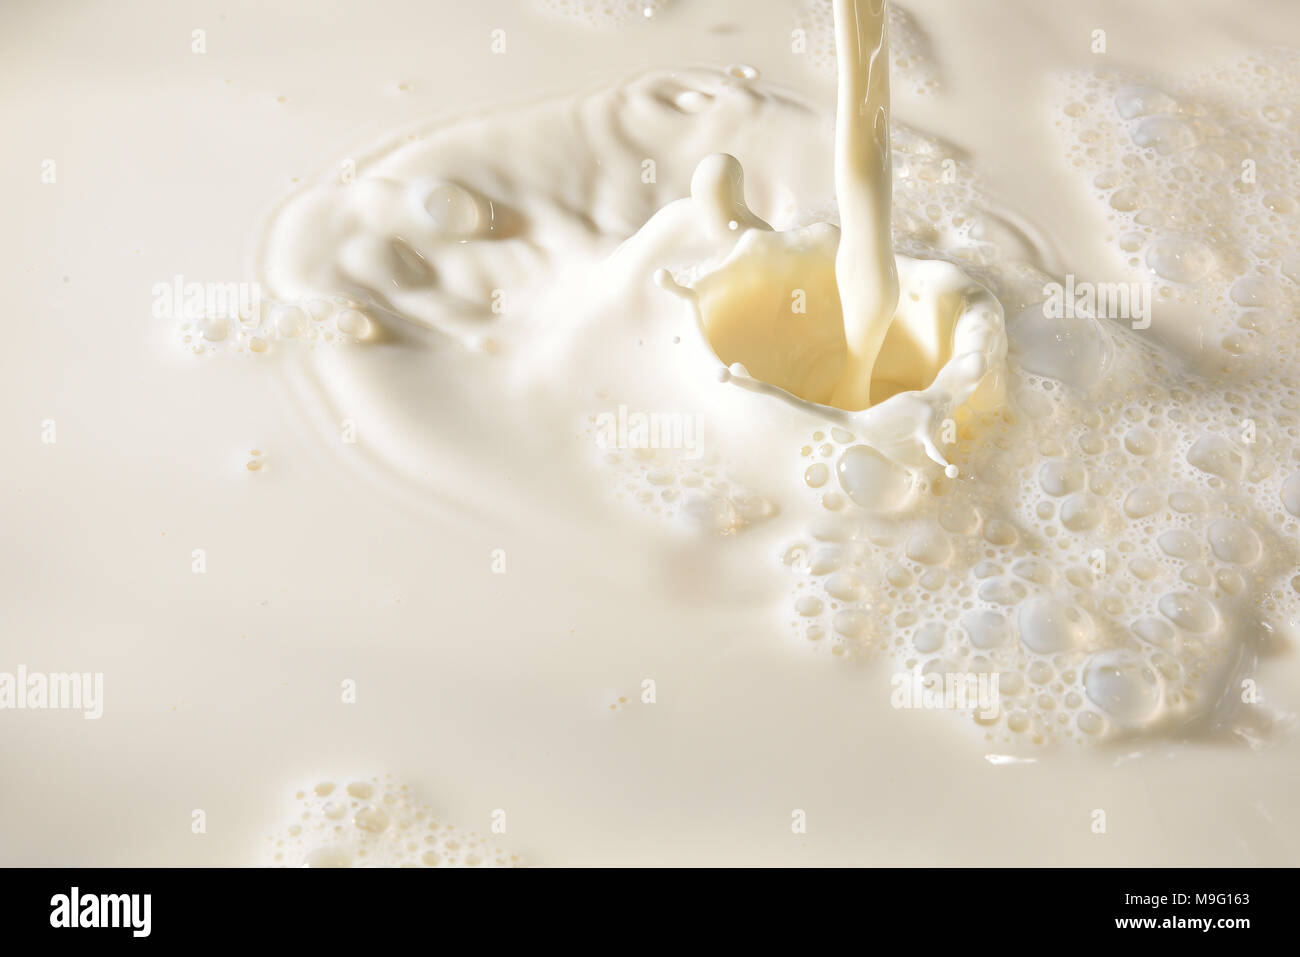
1055;52;1300;369
779;54;1300;747
178;297;374;357
787;276;1297;746
262;776;521;867
583;415;777;535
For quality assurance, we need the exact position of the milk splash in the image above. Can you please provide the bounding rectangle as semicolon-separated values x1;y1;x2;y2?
253;5;1293;751
648;0;1006;476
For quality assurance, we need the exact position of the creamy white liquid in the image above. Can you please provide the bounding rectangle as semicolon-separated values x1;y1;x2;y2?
830;0;899;411
4;0;1300;867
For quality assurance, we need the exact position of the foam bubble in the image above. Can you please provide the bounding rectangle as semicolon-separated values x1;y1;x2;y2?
262;776;521;868
838;444;915;511
1019;597;1093;654
1084;652;1162;727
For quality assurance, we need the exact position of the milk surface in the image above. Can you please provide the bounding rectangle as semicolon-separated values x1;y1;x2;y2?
2;0;1299;866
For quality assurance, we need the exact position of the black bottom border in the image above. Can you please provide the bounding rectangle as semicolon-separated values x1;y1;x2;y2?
0;866;1285;942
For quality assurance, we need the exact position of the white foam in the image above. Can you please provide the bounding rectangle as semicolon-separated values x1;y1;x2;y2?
262;776;520;867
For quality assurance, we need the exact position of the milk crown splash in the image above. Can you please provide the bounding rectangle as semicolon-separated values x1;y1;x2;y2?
652;0;1005;476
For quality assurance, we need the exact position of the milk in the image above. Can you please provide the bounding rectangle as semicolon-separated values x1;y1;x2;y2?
2;0;1298;867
